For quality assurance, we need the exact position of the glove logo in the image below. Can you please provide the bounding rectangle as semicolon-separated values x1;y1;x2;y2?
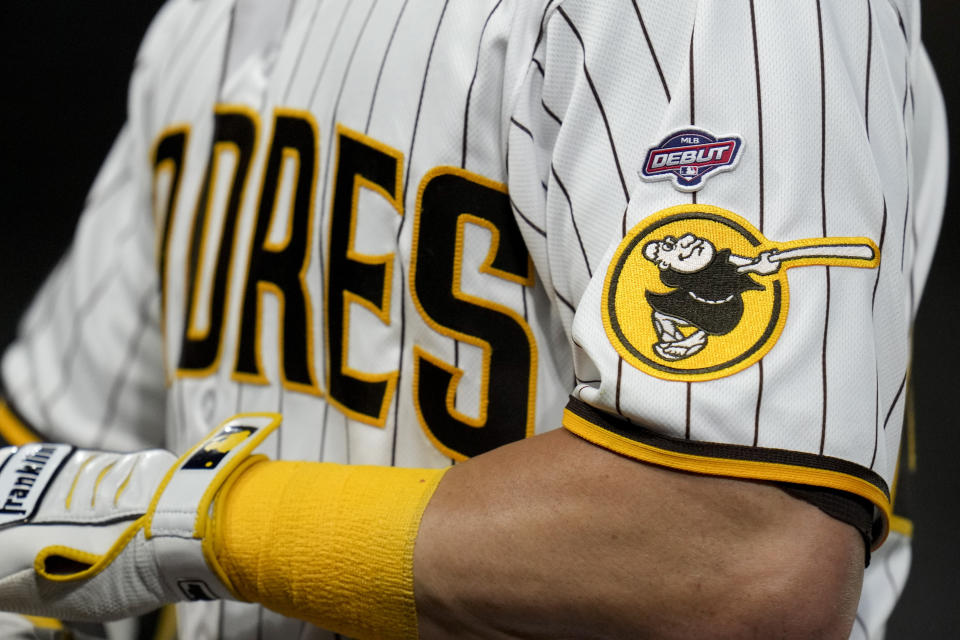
602;204;879;381
182;425;258;470
640;128;742;192
178;579;217;601
0;444;73;527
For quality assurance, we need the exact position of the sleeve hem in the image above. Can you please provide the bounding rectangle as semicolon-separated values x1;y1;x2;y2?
0;400;44;447
562;397;891;549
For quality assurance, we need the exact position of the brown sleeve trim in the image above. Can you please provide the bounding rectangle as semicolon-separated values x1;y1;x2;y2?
563;396;891;549
778;483;875;564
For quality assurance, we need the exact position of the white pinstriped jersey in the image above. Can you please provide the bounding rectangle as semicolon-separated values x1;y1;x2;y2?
0;0;946;638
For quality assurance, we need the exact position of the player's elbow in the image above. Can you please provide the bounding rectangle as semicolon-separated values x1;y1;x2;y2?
707;515;864;639
598;491;867;639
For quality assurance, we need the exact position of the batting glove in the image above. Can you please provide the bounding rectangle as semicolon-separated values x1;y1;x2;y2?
0;413;281;621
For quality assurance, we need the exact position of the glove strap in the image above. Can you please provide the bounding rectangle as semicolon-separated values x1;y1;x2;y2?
146;413;282;601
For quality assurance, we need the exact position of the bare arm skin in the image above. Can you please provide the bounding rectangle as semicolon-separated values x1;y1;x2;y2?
414;428;863;639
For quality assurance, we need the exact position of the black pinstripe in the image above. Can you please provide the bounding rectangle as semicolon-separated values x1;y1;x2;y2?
398;0;451;228
899;61;911;273
686;20;696;439
282;0;326;103
553;288;575;314
883;373;907;432
510;117;534;139
18;252;70;342
390;0;451;465
688;26;696;127
870;373;879;469
864;0;873;137
306;0;352;107
531;57;544;77
540;97;563;126
521;280;528;322
313;0;372;444
217;5;238;99
40;218;143;415
550;164;591;277
905;72;919;315
318;401;330;460
319;0;378;324
556;7;629;202
95;287;159;446
854;613;869;639
317;0;379;121
748;0;765;232
163;4;233;124
284;0;298;32
869;194;888;466
175;376;188;453
893;3;907;41
882;548;902;597
631;0;670;102
816;0;831;455
506;118;547;266
22;186;138;344
236;375;244;415
510;197;546;237
462;0;506;168
531;1;555;53
365;0;410;133
871;201;887;309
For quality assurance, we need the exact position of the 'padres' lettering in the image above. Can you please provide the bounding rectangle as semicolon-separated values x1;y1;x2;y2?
325;126;404;427
410;168;537;460
152;126;189;381
153;127;188;282
177;106;259;376
233;109;321;395
166;112;539;457
178;106;259;376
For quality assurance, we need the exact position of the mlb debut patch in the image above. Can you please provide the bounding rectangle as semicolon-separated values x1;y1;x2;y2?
640;128;742;191
602;204;879;382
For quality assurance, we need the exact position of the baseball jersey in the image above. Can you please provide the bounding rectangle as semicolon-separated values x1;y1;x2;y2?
0;0;946;638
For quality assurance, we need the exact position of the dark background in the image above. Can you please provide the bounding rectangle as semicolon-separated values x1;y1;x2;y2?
0;2;956;636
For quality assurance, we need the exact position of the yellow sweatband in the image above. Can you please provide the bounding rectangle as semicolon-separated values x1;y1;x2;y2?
213;460;448;639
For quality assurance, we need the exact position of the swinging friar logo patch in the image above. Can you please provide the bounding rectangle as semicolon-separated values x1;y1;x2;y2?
602;205;880;381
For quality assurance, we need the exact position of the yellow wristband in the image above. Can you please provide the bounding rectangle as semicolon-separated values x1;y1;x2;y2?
214;460;448;639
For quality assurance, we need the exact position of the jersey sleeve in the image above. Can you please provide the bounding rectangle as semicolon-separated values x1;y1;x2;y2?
505;0;945;548
0;2;194;451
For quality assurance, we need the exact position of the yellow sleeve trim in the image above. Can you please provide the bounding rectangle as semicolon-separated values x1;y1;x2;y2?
21;615;64;631
889;515;913;538
214;460;449;640
563;407;892;549
0;401;41;446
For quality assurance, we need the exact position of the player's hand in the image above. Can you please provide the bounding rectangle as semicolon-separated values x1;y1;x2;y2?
0;413;281;622
738;250;780;275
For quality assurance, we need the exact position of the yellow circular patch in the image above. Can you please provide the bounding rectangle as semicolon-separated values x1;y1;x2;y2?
602;204;878;382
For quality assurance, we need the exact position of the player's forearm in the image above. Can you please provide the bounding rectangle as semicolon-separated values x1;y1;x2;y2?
412;429;863;639
214;427;863;639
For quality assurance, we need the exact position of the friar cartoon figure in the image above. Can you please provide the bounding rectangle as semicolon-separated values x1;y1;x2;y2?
643;233;780;361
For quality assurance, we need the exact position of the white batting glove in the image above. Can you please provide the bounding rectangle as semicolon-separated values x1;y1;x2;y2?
0;413;281;622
